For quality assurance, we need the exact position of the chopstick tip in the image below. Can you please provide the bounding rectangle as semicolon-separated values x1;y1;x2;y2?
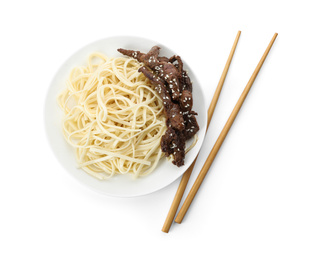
161;228;169;233
174;217;182;224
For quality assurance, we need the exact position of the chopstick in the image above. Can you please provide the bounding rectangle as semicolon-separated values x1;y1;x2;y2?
161;31;241;233
175;33;278;224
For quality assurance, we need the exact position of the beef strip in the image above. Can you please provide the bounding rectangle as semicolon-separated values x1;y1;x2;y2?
169;55;184;73
117;45;160;65
154;63;181;101
169;55;193;93
171;130;186;167
179;89;193;112
183;111;199;140
160;127;186;167
158;56;169;63
181;70;193;92
160;127;176;156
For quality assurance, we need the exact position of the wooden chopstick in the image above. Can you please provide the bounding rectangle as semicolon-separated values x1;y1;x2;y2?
174;33;278;224
161;31;241;233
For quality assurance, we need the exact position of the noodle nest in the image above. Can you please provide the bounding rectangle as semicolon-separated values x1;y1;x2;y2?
58;53;167;179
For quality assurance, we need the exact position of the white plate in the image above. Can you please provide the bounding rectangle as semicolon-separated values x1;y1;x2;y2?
44;36;207;197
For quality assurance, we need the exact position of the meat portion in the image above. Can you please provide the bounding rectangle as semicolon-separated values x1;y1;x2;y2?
118;46;160;69
156;62;181;101
118;46;199;167
161;127;176;156
183;111;199;140
158;56;169;63
169;55;184;74
181;70;193;92
160;127;186;167
179;89;193;112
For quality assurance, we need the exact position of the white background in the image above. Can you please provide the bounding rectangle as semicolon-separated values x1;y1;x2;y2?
1;0;315;259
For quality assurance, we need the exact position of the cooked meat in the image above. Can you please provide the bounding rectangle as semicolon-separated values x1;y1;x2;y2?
178;70;192;94
172;130;186;166
158;56;169;63
169;55;193;93
161;127;176;156
183;111;199;140
161;127;186;166
154;62;181;101
169;55;183;73
118;46;160;69
118;46;199;167
179;89;193;112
